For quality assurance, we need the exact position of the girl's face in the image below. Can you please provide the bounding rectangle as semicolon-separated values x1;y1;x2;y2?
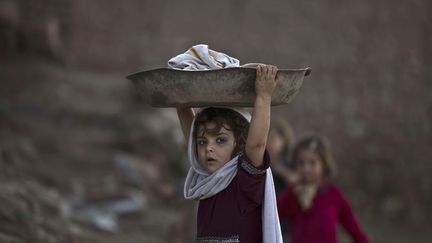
196;121;236;174
297;149;323;185
266;128;284;158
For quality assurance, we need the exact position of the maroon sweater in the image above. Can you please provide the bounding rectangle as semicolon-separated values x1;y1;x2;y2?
277;182;370;243
196;150;270;243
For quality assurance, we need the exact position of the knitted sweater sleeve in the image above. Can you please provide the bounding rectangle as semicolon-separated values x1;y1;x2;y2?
338;189;370;243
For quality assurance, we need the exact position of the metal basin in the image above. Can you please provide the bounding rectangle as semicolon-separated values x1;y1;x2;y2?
126;67;311;107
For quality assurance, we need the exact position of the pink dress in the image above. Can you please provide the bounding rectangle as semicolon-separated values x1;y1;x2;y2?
277;181;370;243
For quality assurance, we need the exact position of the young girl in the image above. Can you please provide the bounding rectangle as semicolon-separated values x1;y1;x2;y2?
277;136;370;243
177;64;283;243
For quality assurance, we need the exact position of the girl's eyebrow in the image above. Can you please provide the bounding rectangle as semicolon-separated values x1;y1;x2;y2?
217;133;228;136
197;132;228;138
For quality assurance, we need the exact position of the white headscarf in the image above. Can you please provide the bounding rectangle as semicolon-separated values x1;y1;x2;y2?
183;107;283;243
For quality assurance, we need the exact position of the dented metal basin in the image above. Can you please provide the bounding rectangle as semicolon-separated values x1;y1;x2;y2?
126;67;311;107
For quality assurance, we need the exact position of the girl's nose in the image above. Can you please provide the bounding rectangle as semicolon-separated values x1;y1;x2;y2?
206;144;214;152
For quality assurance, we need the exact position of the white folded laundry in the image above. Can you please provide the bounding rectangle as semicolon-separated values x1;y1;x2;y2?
167;44;240;70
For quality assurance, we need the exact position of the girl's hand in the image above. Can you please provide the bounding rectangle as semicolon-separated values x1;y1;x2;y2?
255;64;278;99
272;161;300;185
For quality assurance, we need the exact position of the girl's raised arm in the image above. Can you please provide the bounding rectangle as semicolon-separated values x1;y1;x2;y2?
176;107;195;142
245;65;278;167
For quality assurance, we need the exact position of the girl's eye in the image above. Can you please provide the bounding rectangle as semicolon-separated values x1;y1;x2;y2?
216;137;227;144
197;139;206;146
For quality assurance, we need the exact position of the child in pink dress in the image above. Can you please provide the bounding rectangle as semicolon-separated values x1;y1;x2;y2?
277;136;370;243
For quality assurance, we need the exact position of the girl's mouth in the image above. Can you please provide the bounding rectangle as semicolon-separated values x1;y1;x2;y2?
207;158;217;163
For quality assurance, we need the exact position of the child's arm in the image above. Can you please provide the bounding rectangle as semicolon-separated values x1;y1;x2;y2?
176;107;195;141
272;161;300;185
245;65;278;167
277;187;301;220
339;193;370;243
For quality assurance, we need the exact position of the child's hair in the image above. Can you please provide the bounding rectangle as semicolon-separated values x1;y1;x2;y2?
292;135;336;178
271;117;295;163
193;107;249;157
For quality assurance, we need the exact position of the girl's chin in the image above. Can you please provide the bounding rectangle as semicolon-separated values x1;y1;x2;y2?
206;166;217;173
201;160;231;173
205;163;221;173
303;178;321;185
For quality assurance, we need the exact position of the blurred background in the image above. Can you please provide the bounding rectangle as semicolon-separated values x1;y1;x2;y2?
0;0;431;242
